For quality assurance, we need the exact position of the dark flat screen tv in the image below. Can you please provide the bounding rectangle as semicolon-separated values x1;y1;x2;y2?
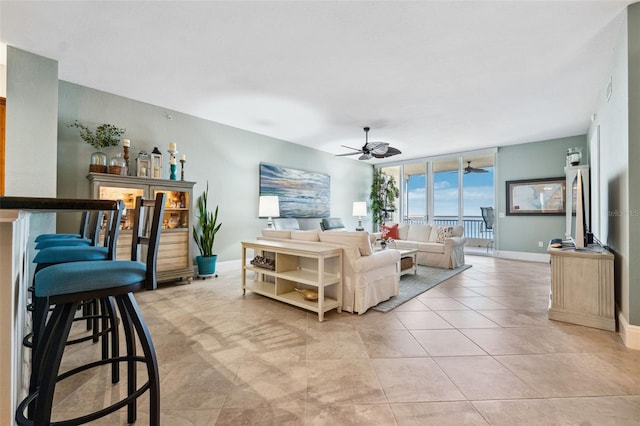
571;168;588;249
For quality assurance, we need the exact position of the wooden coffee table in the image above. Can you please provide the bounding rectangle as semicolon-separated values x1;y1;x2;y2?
398;249;418;276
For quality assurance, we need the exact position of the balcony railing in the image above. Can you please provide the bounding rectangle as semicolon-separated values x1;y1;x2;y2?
404;215;492;240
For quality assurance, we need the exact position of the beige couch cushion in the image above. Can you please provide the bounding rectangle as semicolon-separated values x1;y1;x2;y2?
397;223;410;240
417;242;445;254
451;224;464;237
290;229;320;242
394;240;418;250
407;224;431;242
319;231;373;256
261;229;292;239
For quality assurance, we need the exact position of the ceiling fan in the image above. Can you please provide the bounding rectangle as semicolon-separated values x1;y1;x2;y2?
464;161;489;174
336;127;402;160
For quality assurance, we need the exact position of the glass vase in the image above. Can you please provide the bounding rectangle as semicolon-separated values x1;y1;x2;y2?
109;152;127;175
89;150;108;173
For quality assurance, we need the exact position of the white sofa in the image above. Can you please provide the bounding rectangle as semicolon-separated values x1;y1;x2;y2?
380;223;466;269
259;229;400;314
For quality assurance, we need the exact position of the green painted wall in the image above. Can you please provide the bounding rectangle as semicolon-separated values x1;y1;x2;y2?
57;82;373;263
496;135;587;254
6;47;58;197
627;3;640;325
587;3;639;328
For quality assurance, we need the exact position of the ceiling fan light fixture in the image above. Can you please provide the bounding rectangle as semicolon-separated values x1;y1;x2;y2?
336;126;401;160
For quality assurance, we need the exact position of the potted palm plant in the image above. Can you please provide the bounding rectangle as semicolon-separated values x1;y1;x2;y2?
192;183;222;277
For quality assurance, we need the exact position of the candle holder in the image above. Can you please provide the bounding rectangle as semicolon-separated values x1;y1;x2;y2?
168;149;178;180
180;158;186;181
123;144;130;175
150;147;163;178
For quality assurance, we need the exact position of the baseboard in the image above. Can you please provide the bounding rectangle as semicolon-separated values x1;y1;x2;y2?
617;312;640;350
494;250;550;263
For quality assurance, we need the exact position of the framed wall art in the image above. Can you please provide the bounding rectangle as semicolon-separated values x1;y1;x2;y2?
506;177;566;215
259;163;330;218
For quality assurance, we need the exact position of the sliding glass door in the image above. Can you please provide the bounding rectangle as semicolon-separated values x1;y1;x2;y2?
402;162;427;223
377;149;496;245
433;158;459;226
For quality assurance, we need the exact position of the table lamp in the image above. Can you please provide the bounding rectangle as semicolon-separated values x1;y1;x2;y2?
353;201;367;231
259;195;280;228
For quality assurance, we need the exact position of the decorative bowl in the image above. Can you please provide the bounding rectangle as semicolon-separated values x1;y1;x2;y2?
295;288;318;301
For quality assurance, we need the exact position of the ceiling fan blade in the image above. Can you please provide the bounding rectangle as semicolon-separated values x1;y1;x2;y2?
340;145;363;151
336;145;364;156
359;153;372;160
366;142;389;155
470;167;489;173
464;161;488;173
373;146;401;158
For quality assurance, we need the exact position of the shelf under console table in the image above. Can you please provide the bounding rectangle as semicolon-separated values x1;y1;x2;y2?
241;240;343;322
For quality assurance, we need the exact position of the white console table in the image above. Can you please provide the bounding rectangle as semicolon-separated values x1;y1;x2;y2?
241;240;342;322
548;245;615;331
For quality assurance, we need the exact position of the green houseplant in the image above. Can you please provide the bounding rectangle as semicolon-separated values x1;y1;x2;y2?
69;120;126;173
192;183;222;276
370;169;399;231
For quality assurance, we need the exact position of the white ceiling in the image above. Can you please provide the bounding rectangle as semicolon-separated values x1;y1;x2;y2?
0;1;633;163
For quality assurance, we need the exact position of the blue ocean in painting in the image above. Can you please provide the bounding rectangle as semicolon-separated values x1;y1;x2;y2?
260;163;331;218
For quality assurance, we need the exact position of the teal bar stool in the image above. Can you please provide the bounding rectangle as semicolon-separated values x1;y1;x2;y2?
16;193;165;425
34;210;91;242
34;210;102;249
26;202;124;386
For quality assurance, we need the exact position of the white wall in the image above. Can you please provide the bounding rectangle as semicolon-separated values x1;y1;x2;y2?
0;42;6;98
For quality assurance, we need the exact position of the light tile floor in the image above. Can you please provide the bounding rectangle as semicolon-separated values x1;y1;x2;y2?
51;255;640;425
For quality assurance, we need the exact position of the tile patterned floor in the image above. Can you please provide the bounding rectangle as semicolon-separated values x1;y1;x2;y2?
51;255;640;425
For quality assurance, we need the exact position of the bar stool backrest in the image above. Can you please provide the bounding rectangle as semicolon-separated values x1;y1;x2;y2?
78;210;91;239
130;193;166;290
103;200;124;259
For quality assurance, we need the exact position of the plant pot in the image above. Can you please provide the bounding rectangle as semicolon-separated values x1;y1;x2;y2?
196;255;217;276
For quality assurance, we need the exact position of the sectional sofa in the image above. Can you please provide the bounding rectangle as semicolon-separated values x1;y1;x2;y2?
378;223;466;269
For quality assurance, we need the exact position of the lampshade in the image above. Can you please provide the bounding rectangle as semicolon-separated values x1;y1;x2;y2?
259;195;280;218
352;201;367;217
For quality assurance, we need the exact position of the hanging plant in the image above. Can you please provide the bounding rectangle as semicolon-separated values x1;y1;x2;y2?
68;120;126;150
370;169;399;230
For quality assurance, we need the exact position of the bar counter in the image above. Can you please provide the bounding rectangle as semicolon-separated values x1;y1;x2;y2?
0;196;120;424
0;195;118;211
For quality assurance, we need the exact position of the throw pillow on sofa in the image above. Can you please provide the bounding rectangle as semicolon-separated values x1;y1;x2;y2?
435;226;453;243
381;223;399;240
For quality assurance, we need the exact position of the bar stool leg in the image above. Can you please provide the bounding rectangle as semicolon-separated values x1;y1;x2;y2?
118;293;160;425
32;302;80;424
117;294;138;424
103;296;120;384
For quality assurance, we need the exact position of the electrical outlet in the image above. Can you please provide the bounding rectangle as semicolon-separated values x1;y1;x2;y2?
538;241;544;247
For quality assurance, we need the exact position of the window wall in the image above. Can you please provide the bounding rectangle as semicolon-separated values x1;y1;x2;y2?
379;149;495;241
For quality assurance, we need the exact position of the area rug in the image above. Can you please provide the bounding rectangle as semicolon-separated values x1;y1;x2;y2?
372;264;472;313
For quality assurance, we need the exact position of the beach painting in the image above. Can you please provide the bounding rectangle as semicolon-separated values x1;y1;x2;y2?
259;163;330;218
